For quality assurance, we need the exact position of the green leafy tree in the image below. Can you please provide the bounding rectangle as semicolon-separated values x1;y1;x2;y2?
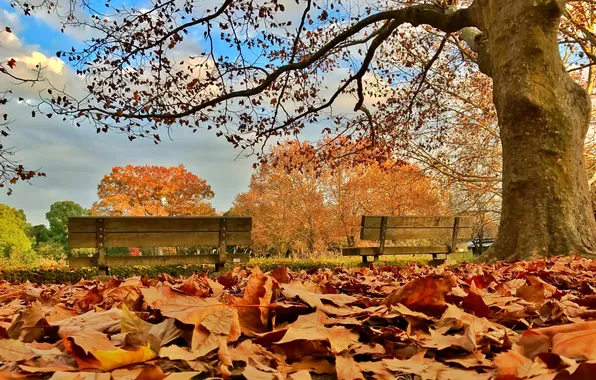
46;201;90;247
30;225;51;245
0;204;32;258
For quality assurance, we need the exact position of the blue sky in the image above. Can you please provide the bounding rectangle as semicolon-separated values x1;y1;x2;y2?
0;0;263;225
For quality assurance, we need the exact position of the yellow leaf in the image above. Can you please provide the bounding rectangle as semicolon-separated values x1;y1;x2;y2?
121;304;149;333
94;342;156;371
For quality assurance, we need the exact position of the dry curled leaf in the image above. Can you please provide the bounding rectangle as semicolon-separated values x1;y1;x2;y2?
383;274;457;316
231;269;278;334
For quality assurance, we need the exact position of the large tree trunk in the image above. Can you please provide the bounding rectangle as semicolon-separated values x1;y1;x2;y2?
475;0;596;260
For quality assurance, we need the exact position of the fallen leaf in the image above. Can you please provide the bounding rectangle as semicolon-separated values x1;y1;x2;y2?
50;373;110;380
383;351;437;377
229;339;277;366
191;305;240;355
231;269;278;334
141;287;221;325
110;368;143;380
7;302;46;342
494;350;532;377
52;308;122;337
160;345;199;361
421;324;476;352
164;373;204;380
45;305;79;323
281;283;358;315
242;357;284;379
552;328;596;359
0;339;61;361
518;330;551;358
383;274;456;316
64;330;157;371
134;364;165;380
207;278;225;298
336;356;364;380
288;370;311;380
285;357;335;375
102;285;142;309
270;266;291;284
1;256;596;380
121;304;181;345
516;275;558;303
462;290;491;318
265;310;359;354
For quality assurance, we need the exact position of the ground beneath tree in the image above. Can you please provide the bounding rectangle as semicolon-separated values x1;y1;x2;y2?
1;257;596;379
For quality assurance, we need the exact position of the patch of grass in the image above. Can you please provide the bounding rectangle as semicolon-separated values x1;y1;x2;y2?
253;250;475;269
0;250;476;284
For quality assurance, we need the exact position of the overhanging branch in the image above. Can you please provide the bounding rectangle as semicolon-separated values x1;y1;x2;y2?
71;4;474;121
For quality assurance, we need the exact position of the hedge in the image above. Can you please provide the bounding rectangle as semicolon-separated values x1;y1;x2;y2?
0;252;475;284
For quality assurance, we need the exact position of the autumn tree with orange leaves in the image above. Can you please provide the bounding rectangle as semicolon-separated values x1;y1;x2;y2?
232;141;444;255
92;165;216;217
232;142;330;255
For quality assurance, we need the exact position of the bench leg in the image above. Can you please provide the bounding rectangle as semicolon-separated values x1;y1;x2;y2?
429;253;446;267
215;263;225;273
362;256;367;265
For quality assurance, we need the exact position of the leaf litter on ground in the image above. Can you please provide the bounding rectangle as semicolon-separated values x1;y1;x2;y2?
3;257;596;378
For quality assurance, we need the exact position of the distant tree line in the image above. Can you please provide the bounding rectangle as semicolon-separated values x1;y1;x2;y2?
0;200;90;264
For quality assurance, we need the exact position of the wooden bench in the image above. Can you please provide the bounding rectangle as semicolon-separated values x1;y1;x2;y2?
68;216;252;273
342;216;473;263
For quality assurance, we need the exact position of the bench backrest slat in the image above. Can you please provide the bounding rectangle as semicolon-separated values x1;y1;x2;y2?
360;216;473;243
68;216;252;248
361;216;473;229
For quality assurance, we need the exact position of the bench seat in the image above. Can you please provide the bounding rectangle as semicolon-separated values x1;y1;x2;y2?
342;246;450;256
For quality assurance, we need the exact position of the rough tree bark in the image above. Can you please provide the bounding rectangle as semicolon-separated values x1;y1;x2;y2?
471;0;596;260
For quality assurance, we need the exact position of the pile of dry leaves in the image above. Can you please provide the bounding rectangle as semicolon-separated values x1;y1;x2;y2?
1;256;596;379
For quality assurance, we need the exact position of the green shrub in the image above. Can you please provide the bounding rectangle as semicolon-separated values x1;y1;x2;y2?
0;267;98;284
0;247;38;266
109;265;210;278
0;251;475;284
36;242;67;260
70;248;96;258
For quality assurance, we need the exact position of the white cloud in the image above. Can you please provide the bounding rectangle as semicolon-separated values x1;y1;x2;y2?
0;10;23;49
18;51;64;73
0;30;22;49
